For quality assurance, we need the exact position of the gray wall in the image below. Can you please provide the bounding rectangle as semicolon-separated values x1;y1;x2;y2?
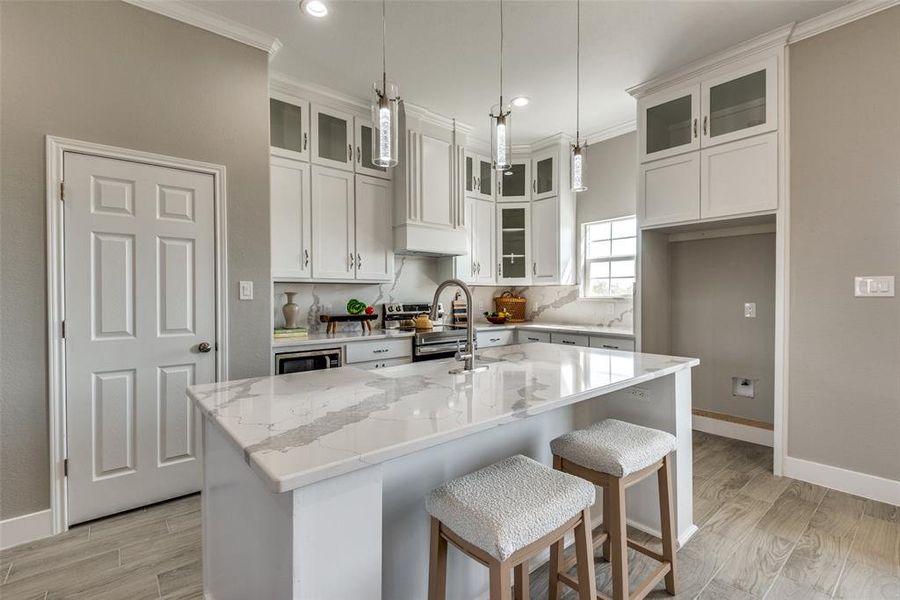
788;7;900;480
670;234;776;424
577;131;637;227
0;1;272;520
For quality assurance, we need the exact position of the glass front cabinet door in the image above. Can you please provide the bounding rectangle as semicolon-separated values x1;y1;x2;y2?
270;96;310;162
532;148;558;200
311;104;354;171
498;156;531;202
354;118;392;180
639;85;701;163
465;152;494;201
701;56;777;147
496;203;531;283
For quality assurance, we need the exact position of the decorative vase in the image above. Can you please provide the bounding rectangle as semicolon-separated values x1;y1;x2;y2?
282;292;301;329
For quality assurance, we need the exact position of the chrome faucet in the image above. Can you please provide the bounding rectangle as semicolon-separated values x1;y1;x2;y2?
430;279;487;374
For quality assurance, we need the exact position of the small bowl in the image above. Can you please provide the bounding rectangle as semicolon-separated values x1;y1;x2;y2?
486;316;508;325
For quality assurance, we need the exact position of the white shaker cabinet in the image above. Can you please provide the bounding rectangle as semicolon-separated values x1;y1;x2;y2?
311;166;355;280
354;118;392;180
472;197;496;284
531;147;559;200
271;156;311;280
354;175;394;281
531;196;560;283
700;56;777;148
270;96;310;163
638;153;701;228
498;156;531;203
496;202;531;284
465;152;494;202
701;131;778;219
638;85;701;163
311;104;354;171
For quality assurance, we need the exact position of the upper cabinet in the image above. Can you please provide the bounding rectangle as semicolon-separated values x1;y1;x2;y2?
270;96;310;162
311;104;354;171
632;42;784;229
701;56;777;148
354;118;392;180
465;152;494;202
271;155;311;280
498;156;531;202
496;202;531;284
532;147;559;200
638;85;701;163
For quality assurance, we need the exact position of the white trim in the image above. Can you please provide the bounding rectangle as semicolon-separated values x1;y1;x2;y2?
667;222;776;243
774;45;790;478
627;23;794;99
692;415;774;448
0;509;54;550
789;0;900;43
122;0;282;56
45;136;229;535
783;456;900;506
584;120;637;146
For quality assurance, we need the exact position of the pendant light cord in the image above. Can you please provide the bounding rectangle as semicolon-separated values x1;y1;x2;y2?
499;0;504;108
576;0;580;143
382;0;387;89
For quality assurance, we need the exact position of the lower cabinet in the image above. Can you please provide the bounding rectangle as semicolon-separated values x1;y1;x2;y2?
550;332;590;347
345;338;412;364
353;357;411;370
516;330;551;344
589;336;636;351
476;330;516;348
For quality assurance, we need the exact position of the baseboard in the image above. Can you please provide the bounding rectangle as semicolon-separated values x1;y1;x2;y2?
783;456;900;506
0;509;54;550
693;414;774;447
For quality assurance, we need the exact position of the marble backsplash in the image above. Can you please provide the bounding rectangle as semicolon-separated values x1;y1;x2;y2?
273;257;633;333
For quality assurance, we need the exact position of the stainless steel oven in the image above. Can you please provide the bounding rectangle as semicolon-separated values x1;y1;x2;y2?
274;348;342;374
413;329;474;362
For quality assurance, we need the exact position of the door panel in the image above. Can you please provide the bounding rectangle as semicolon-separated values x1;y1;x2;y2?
532;148;558;200
311;166;355;280
271;157;312;279
64;152;214;524
354;175;394;281
701;56;777;148
532;196;559;283
701;132;778;219
639;153;700;228
354;118;392;180
473;198;495;284
638;84;701;163
311;104;353;171
420;135;453;227
270;95;310;162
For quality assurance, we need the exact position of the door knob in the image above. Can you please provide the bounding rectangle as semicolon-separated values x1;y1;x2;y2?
198;342;212;353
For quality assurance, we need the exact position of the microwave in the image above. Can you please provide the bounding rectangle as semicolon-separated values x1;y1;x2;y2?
275;348;342;375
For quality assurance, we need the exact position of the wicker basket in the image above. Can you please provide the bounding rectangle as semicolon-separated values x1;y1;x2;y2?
494;291;527;323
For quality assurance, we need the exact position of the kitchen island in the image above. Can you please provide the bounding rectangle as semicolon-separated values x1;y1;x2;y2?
189;343;698;600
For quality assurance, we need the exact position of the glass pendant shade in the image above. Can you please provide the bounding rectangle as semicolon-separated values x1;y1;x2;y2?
490;104;512;170
571;143;587;192
371;80;399;167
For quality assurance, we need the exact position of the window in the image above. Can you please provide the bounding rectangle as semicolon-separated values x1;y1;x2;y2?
582;216;636;298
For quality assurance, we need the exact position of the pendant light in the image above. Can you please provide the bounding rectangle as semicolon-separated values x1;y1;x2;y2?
490;0;511;171
571;0;588;192
371;0;399;167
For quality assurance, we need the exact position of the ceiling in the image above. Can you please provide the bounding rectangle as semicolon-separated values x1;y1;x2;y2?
187;0;847;143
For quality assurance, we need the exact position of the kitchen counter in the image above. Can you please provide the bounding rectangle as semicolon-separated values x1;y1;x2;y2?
475;321;634;338
271;328;414;348
193;343;696;599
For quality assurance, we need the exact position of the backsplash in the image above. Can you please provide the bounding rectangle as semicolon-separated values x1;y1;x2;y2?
273;257;633;332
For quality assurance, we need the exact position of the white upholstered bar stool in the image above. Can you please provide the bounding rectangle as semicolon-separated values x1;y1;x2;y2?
550;419;679;600
425;455;598;600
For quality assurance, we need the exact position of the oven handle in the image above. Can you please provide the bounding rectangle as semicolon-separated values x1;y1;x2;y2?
415;344;460;355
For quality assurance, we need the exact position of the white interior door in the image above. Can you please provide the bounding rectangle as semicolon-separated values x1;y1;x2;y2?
64;152;215;524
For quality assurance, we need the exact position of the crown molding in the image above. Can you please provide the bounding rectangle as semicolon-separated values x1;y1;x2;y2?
271;71;370;112
627;23;793;99
404;101;476;136
123;0;282;56
789;0;899;43
584;120;636;146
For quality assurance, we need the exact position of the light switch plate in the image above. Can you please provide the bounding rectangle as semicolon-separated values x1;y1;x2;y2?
239;280;254;300
744;302;757;318
854;276;894;297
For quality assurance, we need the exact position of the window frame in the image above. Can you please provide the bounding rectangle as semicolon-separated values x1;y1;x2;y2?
581;215;637;299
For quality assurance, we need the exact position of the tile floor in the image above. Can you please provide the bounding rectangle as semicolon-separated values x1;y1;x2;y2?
0;431;897;599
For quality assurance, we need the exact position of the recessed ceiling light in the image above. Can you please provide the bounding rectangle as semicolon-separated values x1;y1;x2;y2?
300;0;328;18
511;96;530;108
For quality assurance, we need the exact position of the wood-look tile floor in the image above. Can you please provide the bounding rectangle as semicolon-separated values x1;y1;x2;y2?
1;432;897;599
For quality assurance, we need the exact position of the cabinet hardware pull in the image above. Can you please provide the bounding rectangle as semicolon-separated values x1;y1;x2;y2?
304;249;309;267
533;262;537;276
497;262;502;277
303;132;308;150
702;116;708;136
490;338;500;342
532;180;536;193
349;253;355;269
601;344;618;349
357;253;362;269
692;118;698;138
497;180;501;196
348;144;353;161
562;340;575;345
357;146;361;163
374;348;388;354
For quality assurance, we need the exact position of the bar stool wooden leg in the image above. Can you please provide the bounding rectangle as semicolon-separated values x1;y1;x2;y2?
548;538;563;600
489;563;512;600
658;455;678;595
601;485;612;561
608;477;629;600
574;508;598;600
428;517;448;600
514;563;530;600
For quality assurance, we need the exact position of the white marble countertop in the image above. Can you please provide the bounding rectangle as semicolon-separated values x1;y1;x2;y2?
190;343;697;493
272;321;632;348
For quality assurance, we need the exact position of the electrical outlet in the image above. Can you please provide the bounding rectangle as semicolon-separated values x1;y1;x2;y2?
628;387;650;401
239;280;253;300
744;302;757;318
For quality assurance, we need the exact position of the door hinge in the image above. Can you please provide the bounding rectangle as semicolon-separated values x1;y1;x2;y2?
63;458;69;477
61;320;66;339
59;181;65;201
